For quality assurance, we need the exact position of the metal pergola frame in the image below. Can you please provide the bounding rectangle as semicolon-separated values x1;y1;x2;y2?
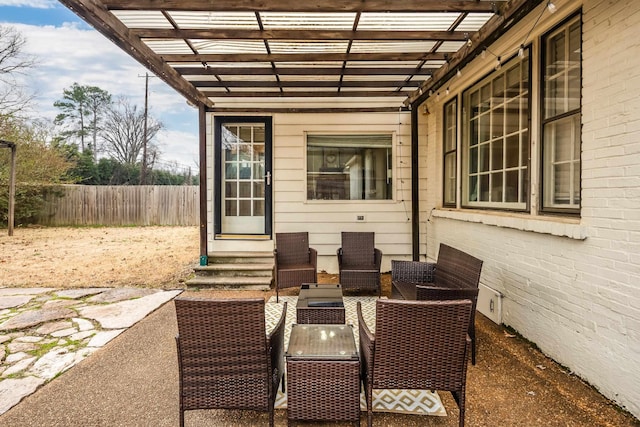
1;139;17;236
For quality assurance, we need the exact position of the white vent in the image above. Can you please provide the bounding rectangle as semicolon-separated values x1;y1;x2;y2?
477;284;502;324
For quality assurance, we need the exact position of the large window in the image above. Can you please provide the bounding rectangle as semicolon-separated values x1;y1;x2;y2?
443;98;457;206
462;48;531;209
307;134;392;200
542;15;581;213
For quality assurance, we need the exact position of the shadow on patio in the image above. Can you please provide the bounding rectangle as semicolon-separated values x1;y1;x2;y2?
0;274;636;427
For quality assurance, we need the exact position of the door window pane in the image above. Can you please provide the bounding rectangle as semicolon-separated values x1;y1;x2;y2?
443;99;457;206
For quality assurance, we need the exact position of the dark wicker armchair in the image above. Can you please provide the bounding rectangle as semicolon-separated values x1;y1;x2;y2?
174;298;287;427
337;231;382;295
357;299;472;427
274;232;317;302
391;244;483;364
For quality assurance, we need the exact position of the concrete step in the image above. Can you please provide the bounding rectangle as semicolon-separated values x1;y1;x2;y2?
185;275;272;291
208;251;274;264
193;263;274;277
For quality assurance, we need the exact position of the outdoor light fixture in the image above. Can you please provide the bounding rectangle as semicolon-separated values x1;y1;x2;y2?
457;69;462;78
495;57;502;70
518;45;525;58
547;0;557;13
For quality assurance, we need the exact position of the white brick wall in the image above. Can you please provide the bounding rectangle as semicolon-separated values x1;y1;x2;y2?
421;0;640;419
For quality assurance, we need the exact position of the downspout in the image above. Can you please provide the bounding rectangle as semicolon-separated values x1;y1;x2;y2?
411;106;420;261
198;104;208;265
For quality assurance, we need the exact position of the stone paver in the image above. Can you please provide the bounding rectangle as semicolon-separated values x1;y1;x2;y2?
0;296;33;310
80;290;182;329
0;377;46;414
0;287;182;416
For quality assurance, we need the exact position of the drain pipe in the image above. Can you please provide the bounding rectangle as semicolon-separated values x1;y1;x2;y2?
410;106;419;261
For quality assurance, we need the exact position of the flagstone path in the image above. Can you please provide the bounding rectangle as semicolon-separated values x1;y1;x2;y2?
0;287;182;415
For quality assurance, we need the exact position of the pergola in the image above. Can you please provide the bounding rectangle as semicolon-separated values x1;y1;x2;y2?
58;0;546;110
1;139;17;236
57;0;545;256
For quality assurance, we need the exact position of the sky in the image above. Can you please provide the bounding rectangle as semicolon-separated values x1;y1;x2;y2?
0;0;200;173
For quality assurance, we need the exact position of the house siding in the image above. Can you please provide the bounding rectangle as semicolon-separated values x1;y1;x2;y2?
419;0;640;418
206;111;424;272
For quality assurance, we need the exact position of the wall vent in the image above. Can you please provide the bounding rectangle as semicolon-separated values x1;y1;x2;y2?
477;283;502;324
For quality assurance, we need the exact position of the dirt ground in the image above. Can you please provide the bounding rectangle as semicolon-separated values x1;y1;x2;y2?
1;226;638;426
0;226;199;289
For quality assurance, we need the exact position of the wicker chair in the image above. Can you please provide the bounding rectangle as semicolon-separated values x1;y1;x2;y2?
337;231;382;295
274;232;317;302
357;299;472;427
391;244;483;364
174;298;287;427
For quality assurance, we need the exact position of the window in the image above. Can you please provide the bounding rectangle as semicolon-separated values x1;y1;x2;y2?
462;48;531;209
443;98;457;206
307;134;392;200
542;15;581;212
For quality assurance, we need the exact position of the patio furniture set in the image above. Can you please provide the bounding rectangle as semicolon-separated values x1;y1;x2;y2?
174;234;483;427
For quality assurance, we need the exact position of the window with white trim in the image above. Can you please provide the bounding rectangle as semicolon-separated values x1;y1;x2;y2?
541;15;581;213
462;49;531;210
306;134;392;200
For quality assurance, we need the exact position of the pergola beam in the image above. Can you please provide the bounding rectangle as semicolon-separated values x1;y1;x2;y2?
133;28;470;41
104;0;503;13
59;0;213;108
176;66;436;76
162;52;448;63
201;90;411;97
191;80;419;88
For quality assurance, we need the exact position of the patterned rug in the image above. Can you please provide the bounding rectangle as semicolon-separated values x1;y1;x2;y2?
265;296;447;417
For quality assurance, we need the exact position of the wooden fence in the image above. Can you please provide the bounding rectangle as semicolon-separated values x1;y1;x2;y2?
36;185;199;226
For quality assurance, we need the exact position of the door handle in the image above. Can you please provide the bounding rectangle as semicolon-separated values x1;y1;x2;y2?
265;171;271;186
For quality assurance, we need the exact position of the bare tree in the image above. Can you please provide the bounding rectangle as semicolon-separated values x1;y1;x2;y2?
0;25;36;116
101;97;162;165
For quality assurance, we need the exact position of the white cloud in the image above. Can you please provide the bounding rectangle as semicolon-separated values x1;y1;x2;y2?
11;22;199;169
0;0;55;7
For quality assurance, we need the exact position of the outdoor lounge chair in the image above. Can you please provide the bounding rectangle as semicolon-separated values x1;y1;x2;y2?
357;299;473;427
391;243;483;364
174;297;287;427
274;232;317;302
337;231;382;295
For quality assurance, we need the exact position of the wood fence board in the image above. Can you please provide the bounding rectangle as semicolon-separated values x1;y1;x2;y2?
37;185;199;226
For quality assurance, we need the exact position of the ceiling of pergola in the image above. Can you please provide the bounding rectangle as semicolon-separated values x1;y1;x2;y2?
58;0;542;112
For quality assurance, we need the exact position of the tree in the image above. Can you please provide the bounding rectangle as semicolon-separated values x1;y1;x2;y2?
0;115;74;225
101;97;162;166
54;83;111;154
0;25;35;117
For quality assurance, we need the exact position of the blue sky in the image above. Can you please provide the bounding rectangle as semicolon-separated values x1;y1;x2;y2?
0;0;200;172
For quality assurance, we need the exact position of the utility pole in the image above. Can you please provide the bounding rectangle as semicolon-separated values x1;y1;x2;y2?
140;72;149;185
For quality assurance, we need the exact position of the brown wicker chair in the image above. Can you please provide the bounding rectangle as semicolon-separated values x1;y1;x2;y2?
174;298;287;427
357;299;472;427
337;231;382;295
274;232;317;302
391;244;483;364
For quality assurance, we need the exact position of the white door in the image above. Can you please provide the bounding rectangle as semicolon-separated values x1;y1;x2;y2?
215;117;272;236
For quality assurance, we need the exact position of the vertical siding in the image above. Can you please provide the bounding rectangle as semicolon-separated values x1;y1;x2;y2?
419;0;640;418
37;185;199;226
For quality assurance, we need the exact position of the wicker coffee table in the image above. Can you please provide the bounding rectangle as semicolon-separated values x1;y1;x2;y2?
296;283;345;324
285;323;360;426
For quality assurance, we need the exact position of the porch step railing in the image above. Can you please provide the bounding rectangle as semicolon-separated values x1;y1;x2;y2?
186;251;274;290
